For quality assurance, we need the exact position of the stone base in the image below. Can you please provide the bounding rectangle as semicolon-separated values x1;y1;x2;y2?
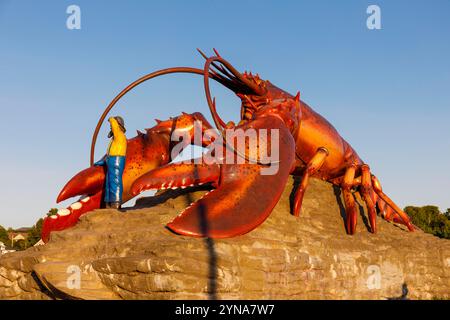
1;178;449;299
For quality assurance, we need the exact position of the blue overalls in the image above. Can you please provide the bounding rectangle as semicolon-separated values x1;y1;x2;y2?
95;156;126;203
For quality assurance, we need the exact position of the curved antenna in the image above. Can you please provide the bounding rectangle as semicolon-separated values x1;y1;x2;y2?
202;56;279;165
202;55;267;130
90;67;223;166
200;53;266;96
203;58;227;131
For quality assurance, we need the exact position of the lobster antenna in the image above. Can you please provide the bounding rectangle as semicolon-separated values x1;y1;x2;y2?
212;48;221;57
203;57;226;131
196;48;209;60
202;55;278;165
212;97;226;128
197;48;236;83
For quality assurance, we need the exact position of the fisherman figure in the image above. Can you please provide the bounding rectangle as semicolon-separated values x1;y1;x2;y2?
94;116;127;209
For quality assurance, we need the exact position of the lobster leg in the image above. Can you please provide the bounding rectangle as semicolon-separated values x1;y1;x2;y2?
384;205;394;220
370;189;379;219
293;147;328;217
377;197;400;224
360;165;377;233
374;191;398;223
375;193;387;217
371;175;415;231
342;165;358;234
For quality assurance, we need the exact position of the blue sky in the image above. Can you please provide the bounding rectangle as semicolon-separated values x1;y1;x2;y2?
0;0;449;228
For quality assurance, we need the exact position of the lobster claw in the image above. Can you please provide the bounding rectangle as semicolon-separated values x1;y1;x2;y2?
41;166;106;242
132;115;296;238
41;192;103;242
41;112;214;243
56;166;105;203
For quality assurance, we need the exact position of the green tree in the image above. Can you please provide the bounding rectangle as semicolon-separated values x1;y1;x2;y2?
12;239;27;251
404;206;450;239
0;225;9;244
1;217;45;251
25;218;43;247
46;208;58;217
445;209;450;219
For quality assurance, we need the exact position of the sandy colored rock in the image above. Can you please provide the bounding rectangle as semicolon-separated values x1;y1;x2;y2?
0;178;449;300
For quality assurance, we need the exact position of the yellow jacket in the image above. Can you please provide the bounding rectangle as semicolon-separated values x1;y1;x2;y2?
107;117;127;156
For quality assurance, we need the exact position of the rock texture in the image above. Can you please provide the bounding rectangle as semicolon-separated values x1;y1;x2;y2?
1;178;449;300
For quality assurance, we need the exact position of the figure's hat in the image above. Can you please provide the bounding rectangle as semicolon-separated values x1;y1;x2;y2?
115;116;126;133
108;116;126;138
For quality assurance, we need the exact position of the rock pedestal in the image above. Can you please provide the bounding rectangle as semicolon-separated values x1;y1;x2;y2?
1;178;449;299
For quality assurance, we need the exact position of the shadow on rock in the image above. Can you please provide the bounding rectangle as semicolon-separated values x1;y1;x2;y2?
388;283;409;300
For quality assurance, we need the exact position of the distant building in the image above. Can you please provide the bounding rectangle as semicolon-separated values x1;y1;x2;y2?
0;241;15;255
12;227;31;234
7;227;31;247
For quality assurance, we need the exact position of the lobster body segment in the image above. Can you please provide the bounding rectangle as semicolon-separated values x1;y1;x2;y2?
295;101;363;179
42;50;414;242
229;70;413;233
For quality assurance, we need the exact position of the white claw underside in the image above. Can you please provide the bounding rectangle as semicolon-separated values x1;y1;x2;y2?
81;196;90;203
58;208;71;216
155;179;203;191
145;179;212;194
176;191;212;218
49;197;89;220
70;202;82;210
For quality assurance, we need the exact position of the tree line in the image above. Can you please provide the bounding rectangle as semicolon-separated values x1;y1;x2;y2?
404;206;450;239
0;219;43;251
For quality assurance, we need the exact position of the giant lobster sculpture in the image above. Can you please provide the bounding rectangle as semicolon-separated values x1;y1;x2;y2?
41;50;414;242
